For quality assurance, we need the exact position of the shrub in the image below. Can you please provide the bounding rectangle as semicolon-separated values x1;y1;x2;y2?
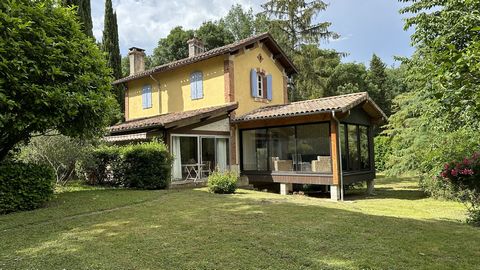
77;141;173;189
0;162;55;214
18;134;93;186
207;171;238;194
439;152;480;226
76;145;122;186
121;142;173;189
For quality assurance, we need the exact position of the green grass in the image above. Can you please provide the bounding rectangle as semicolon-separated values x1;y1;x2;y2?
1;176;479;269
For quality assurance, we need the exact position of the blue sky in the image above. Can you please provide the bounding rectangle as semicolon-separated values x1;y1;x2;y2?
91;0;415;66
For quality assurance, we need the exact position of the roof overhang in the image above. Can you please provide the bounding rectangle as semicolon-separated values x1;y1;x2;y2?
113;33;297;85
108;102;238;135
232;92;387;125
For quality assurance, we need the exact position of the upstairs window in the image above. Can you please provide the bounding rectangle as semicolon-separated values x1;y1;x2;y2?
251;69;272;101
257;74;264;97
190;71;204;100
142;84;152;109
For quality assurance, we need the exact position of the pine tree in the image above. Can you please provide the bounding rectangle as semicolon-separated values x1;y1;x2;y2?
62;0;93;38
261;0;339;101
366;54;389;115
261;0;338;56
102;0;123;114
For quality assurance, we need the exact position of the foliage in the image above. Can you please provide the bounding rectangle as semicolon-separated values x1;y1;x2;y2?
121;141;173;189
224;4;264;40
77;141;172;189
62;0;93;38
207;171;238;194
440;152;480;226
17;134;92;186
366;54;390;116
290;45;340;100
0;0;117;162
196;21;235;51
102;0;123;116
384;0;480;185
76;144;122;186
151;26;194;66
325;63;369;96
261;0;338;55
0;161;55;214
260;0;339;102
374;135;392;172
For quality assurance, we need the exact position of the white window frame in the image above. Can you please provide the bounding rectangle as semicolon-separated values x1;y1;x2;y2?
257;74;263;98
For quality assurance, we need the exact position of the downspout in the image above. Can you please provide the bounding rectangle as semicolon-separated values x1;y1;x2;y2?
150;75;161;114
332;111;344;201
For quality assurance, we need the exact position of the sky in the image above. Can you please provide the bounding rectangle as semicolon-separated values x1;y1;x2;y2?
91;0;415;66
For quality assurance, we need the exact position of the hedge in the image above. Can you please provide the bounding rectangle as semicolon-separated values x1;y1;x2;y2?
0;162;55;214
77;141;173;189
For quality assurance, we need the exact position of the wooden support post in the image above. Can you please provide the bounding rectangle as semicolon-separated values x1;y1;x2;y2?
330;120;340;185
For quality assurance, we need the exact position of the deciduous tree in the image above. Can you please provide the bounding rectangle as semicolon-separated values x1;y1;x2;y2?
0;0;116;162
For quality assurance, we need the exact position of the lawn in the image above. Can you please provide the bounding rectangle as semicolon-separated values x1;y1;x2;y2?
1;176;479;269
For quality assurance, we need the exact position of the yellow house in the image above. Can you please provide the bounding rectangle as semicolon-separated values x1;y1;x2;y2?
108;33;386;200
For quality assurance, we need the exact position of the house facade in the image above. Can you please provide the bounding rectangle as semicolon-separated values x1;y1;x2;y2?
107;33;386;200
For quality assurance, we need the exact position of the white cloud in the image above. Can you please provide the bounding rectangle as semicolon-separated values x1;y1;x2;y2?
92;0;263;56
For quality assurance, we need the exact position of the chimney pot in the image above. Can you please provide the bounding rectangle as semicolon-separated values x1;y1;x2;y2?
128;47;146;75
187;37;205;58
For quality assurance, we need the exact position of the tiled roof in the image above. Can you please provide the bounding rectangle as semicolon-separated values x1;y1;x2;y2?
233;92;387;122
109;102;238;134
113;32;296;85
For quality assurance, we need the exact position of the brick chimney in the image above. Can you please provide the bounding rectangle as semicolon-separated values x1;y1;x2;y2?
187;37;205;58
128;47;146;75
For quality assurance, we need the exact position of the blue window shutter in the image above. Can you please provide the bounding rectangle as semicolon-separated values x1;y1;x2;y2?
147;86;152;107
190;73;196;99
197;72;203;98
142;86;147;108
250;69;257;97
266;74;273;100
142;85;152;109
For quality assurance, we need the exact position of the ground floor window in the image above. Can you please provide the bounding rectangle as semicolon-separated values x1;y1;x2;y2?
171;135;229;180
339;123;371;171
241;123;331;173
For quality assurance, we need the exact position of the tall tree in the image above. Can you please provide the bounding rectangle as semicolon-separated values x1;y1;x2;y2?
196;21;235;51
102;0;122;114
223;4;269;40
384;0;480;188
261;0;339;101
292;45;340;100
325;63;369;97
62;0;93;38
261;0;338;56
151;26;194;66
366;54;389;115
0;0;116;161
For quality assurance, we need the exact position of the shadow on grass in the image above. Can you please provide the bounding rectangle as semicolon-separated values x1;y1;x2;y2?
1;188;479;269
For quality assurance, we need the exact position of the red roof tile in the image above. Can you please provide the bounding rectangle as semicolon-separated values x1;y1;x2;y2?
113;32;296;85
109;103;238;134
233;92;386;122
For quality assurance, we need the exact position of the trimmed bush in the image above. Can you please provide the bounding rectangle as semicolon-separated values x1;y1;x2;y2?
121;142;172;189
76;145;122;186
76;141;172;189
0;162;55;214
207;171;238;194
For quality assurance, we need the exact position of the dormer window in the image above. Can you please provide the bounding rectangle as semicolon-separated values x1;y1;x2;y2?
251;69;273;101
